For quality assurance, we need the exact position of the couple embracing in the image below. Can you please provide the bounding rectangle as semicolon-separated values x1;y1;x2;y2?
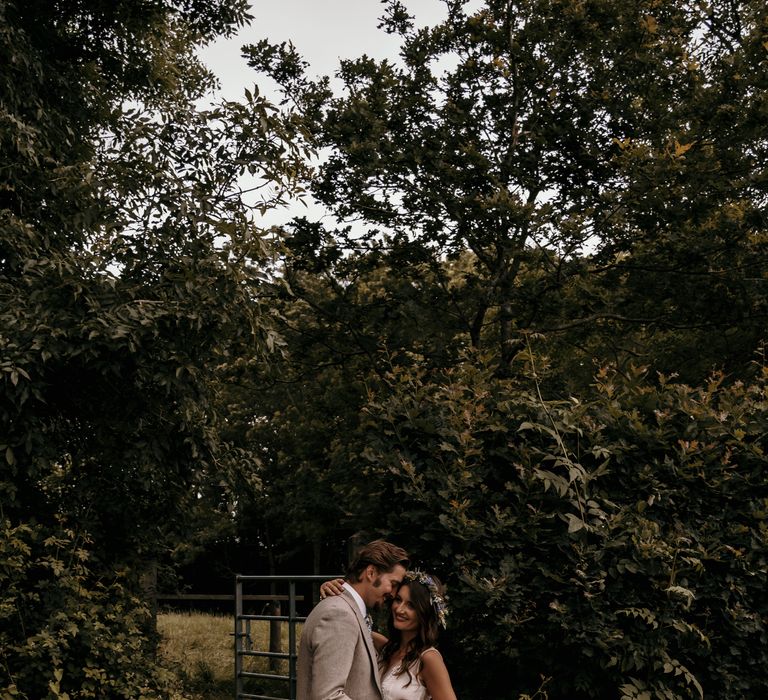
297;539;457;700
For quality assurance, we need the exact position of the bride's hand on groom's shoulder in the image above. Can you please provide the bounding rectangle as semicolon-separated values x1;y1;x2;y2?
319;578;345;599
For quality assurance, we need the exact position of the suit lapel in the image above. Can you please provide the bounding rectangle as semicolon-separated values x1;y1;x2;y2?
339;589;383;692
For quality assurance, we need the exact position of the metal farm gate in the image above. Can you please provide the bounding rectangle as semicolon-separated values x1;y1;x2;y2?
234;574;336;700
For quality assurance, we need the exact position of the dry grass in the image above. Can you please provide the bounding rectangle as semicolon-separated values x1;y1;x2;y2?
158;611;298;700
157;611;234;699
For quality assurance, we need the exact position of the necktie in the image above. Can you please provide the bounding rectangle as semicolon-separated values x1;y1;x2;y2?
364;613;373;631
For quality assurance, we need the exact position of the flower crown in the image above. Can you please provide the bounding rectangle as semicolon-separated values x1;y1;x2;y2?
407;569;448;629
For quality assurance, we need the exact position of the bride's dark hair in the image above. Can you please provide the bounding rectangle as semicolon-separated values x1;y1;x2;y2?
379;573;444;685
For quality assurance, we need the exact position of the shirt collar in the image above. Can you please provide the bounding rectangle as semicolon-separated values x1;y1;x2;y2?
342;581;367;617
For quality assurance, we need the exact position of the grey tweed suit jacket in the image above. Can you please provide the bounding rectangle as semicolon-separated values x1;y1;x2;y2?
296;588;382;700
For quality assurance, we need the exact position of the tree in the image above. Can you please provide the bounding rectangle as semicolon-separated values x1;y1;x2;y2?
247;0;768;381
0;0;307;695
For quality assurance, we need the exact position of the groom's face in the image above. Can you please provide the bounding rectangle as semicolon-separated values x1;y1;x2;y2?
364;564;406;610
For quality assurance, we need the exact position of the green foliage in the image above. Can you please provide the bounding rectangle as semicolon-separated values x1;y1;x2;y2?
0;519;183;699
248;0;768;379
0;0;306;694
232;3;768;695
220;248;476;566
5;1;761;697
226;8;768;691
334;352;767;698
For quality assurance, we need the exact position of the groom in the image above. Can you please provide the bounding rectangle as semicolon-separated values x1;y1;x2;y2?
297;539;409;700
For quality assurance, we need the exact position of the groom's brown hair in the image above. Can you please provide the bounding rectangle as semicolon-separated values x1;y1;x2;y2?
346;539;409;582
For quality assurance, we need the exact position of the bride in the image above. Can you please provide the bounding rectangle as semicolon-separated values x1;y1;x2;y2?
321;570;458;700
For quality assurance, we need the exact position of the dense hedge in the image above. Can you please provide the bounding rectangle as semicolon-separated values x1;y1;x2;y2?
0;520;182;698
337;356;768;698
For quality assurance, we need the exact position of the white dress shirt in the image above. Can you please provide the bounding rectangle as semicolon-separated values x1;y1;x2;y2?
342;581;367;618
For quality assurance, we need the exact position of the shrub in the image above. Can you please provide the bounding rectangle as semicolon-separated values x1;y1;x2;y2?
337;355;768;698
0;519;182;699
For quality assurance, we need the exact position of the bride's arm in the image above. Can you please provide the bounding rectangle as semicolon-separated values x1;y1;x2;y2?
371;631;388;651
420;649;458;700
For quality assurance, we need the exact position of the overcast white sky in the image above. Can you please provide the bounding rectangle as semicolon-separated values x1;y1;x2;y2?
201;0;451;102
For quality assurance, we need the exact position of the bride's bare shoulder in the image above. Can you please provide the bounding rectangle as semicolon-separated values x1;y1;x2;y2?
419;648;457;700
420;647;443;661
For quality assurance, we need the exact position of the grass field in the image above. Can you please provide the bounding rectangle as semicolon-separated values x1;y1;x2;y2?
158;611;297;700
